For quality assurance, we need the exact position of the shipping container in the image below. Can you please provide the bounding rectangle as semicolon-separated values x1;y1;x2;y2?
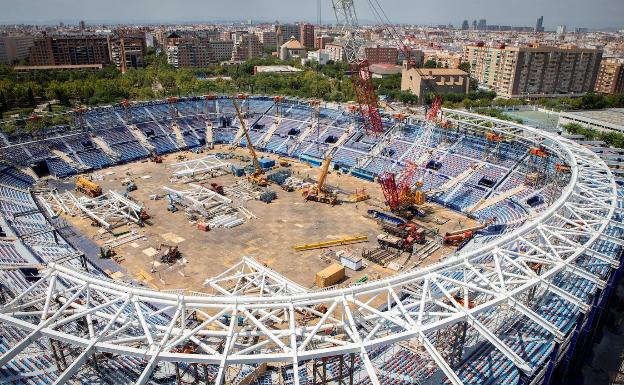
258;158;276;169
316;263;345;288
340;254;363;271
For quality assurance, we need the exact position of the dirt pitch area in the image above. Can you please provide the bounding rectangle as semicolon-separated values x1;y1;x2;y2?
58;146;477;292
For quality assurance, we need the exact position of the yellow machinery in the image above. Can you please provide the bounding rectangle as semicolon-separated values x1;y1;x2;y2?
75;176;102;198
348;189;370;203
232;98;268;187
293;235;368;252
302;148;339;205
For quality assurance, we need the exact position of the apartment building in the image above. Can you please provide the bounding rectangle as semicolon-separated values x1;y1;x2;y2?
29;34;111;66
299;24;315;49
314;35;334;50
423;51;462;69
0;35;34;65
256;30;277;50
464;43;603;98
364;46;398;65
325;43;346;62
167;37;234;68
231;34;263;62
594;58;624;94
108;32;147;71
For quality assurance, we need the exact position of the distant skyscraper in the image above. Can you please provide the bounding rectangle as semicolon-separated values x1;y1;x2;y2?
472;20;477;30
79;20;86;31
477;19;487;31
461;20;469;30
556;25;567;36
535;16;544;32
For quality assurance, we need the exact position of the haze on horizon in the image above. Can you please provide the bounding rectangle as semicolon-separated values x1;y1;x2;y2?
0;0;622;29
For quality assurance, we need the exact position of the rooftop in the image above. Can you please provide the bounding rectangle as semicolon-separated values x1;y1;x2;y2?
281;36;304;50
407;67;468;76
254;65;303;74
561;108;624;128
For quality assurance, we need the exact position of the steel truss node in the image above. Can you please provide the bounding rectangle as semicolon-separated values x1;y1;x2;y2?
170;155;231;178
74;190;145;230
0;108;622;385
163;184;232;217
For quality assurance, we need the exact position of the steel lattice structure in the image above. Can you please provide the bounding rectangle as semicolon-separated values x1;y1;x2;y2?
0;108;622;385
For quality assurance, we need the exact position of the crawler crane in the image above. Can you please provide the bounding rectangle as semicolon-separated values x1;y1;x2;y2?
232;98;269;187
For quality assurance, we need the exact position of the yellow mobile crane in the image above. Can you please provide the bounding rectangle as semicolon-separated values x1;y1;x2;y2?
303;147;339;205
232;98;269;187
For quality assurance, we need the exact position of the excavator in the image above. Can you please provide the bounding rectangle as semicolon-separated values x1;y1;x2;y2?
232;98;269;187
302;147;339;205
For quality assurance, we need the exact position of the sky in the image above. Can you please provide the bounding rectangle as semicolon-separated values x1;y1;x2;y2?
0;0;622;29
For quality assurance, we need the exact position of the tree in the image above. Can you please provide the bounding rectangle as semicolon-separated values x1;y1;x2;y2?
458;61;471;74
27;87;36;108
397;91;418;105
0;90;6;113
423;59;438;68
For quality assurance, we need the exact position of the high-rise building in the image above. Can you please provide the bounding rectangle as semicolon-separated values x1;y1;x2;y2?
231;34;263;62
594;58;624;95
29;34;111;66
108;31;148;71
178;38;214;68
210;40;235;62
472;20;477;30
477;19;487;31
277;24;300;46
364;46;398;65
299;23;315;49
461;20;470;30
256;30;277;50
535;16;544;32
167;37;234;68
314;35;333;50
0;35;35;65
79;21;86;31
556;25;567;36
464;44;603;98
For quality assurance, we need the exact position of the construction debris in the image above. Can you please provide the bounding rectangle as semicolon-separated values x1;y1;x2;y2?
224;181;258;201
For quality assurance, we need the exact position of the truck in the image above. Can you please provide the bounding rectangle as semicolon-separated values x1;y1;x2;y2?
377;234;413;252
381;222;426;245
75;176;102;198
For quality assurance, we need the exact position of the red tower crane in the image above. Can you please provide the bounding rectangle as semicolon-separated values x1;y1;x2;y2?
332;0;384;135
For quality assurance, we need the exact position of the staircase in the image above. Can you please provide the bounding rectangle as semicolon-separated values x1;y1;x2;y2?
90;136;120;161
288;120;317;155
129;125;155;152
258;117;282;148
50;149;87;172
170;122;187;148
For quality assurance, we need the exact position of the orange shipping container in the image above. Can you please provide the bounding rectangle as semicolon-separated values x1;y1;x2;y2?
316;263;345;288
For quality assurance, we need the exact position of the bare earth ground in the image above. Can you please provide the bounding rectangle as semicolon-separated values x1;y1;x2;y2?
60;145;476;292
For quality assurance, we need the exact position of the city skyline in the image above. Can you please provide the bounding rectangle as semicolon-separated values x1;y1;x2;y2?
0;0;622;29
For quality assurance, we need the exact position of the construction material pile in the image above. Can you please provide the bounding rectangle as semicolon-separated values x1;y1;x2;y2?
259;190;277;204
267;169;292;185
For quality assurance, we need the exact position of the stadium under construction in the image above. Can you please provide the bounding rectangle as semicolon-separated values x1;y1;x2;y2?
0;95;622;385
